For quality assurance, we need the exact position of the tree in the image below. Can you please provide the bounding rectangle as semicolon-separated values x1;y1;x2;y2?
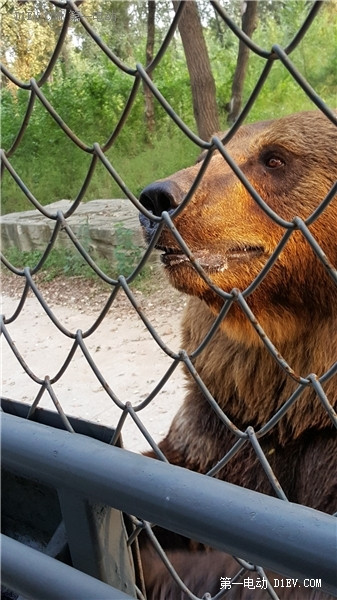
143;1;156;137
172;0;220;140
1;0;62;86
226;0;258;124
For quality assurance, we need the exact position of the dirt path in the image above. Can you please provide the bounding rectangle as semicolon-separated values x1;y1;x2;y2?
1;273;187;453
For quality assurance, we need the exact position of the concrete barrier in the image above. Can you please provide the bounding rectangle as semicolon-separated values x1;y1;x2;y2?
1;199;145;262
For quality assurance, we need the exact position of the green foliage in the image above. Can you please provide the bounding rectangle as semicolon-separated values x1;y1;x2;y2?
3;223;153;286
4;247;44;271
110;221;155;292
114;222;142;276
1;80;198;214
243;1;337;122
3;246;107;280
1;1;336;216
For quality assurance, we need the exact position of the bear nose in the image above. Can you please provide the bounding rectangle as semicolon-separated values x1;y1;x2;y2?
139;180;185;217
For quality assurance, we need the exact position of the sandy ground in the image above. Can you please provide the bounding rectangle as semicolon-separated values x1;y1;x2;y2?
1;273;187;453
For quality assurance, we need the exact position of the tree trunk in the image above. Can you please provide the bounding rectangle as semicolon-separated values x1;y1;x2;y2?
227;0;258;125
144;1;156;137
173;0;220;140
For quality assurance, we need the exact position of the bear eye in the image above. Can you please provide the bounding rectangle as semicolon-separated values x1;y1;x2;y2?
265;155;285;169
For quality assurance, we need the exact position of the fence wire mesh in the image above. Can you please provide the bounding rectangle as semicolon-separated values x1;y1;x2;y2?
1;1;336;599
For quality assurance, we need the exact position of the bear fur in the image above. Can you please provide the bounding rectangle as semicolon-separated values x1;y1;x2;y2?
139;111;337;599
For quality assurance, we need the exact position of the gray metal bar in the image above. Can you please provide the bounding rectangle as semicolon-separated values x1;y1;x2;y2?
1;534;135;600
57;490;137;596
2;412;337;596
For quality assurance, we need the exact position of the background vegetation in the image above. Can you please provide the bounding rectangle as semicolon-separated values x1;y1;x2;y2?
1;0;336;215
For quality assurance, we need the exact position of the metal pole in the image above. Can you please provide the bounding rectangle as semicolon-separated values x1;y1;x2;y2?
1;534;135;600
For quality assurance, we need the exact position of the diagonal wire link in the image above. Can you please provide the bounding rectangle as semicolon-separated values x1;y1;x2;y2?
1;2;336;599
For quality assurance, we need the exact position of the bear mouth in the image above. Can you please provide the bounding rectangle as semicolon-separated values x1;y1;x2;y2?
158;245;264;272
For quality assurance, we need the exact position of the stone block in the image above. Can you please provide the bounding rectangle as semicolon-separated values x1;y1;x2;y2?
1;199;152;266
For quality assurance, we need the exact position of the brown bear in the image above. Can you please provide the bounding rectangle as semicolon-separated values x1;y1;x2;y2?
138;111;337;599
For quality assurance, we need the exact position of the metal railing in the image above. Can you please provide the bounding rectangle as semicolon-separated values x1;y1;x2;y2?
2;413;337;597
1;1;336;599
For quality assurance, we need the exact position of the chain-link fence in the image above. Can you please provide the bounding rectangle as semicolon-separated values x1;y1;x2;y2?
1;1;336;599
